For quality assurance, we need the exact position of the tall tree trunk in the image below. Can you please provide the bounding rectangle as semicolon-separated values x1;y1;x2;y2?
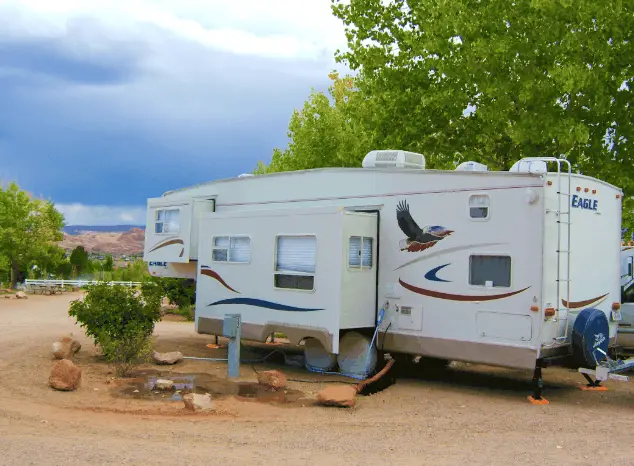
10;260;19;290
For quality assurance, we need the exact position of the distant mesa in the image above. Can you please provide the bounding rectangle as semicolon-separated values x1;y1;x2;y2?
63;225;145;235
59;225;146;256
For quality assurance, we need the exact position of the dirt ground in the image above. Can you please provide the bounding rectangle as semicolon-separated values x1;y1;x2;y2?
1;293;634;465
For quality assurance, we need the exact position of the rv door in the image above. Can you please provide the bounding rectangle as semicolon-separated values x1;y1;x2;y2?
144;197;193;263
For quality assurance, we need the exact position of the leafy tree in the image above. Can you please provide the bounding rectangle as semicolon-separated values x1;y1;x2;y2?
69;246;90;277
0;182;65;288
330;0;633;227
0;254;9;286
32;244;67;278
254;72;374;174
103;254;114;272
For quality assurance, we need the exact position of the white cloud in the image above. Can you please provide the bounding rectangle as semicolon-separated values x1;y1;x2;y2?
56;203;146;225
0;0;347;60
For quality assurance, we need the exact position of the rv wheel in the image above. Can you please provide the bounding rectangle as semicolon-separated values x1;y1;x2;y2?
337;331;378;377
572;308;610;368
303;338;337;372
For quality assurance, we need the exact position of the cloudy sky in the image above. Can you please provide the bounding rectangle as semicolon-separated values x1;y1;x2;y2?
0;0;348;225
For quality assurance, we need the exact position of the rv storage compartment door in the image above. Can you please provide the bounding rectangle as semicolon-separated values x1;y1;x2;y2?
144;197;193;263
339;211;378;330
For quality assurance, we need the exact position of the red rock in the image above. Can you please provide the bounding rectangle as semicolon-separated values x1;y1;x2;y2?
52;336;81;360
316;385;358;408
256;370;287;390
49;359;82;391
183;393;213;411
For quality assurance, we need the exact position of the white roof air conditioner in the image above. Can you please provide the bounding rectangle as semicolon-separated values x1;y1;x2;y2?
362;150;426;169
455;161;489;172
509;160;548;174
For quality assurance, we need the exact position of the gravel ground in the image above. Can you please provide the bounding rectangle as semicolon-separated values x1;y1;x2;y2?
1;292;634;465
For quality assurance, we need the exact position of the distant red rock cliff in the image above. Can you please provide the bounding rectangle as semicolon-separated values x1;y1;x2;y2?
59;227;145;256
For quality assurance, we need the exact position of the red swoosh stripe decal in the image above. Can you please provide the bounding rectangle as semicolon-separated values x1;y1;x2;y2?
200;268;240;294
562;293;608;309
149;238;184;253
399;279;530;302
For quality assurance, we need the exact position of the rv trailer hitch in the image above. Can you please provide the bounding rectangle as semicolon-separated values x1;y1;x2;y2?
577;349;634;390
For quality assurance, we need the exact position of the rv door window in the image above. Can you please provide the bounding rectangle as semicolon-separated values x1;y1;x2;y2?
212;236;251;263
155;208;180;234
469;255;511;287
348;236;373;269
274;235;316;291
469;195;490;219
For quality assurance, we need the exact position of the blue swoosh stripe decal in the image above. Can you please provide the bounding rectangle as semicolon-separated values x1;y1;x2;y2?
207;298;323;312
425;263;452;282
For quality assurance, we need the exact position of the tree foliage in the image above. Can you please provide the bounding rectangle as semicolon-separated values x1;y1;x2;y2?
254;72;374;174
103;254;114;272
330;0;634;230
331;0;632;167
0;182;65;287
69;246;90;277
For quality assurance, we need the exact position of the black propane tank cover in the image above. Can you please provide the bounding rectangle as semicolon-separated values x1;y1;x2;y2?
571;308;610;368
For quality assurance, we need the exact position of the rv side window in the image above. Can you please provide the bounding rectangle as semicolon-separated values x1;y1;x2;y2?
155;208;180;234
348;236;373;269
469;255;511;287
469;195;490;219
212;236;251;263
274;235;316;291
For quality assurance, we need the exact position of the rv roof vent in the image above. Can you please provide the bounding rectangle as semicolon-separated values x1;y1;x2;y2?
362;150;426;169
237;173;254;178
455;161;489;172
509;159;547;174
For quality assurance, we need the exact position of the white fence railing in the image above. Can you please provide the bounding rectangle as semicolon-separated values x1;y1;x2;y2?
24;279;142;293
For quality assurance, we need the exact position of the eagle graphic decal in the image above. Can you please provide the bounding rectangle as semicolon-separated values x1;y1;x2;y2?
396;200;453;252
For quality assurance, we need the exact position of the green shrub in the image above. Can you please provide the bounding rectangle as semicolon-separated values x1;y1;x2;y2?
173;304;195;321
68;279;163;376
159;278;196;307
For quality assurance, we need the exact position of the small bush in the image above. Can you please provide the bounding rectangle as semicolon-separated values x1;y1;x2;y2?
161;278;196;307
68;279;163;376
173;304;195;321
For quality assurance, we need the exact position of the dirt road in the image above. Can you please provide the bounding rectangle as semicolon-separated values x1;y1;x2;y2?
1;293;634;465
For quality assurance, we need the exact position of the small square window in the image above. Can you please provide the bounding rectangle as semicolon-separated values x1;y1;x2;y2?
155;208;180;234
469;255;511;287
469;194;490;219
348;236;373;269
212;236;250;263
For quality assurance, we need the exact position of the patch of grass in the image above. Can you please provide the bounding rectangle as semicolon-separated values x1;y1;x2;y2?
170;304;195;321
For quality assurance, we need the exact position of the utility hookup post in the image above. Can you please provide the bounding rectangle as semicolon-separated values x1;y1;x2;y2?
223;314;241;378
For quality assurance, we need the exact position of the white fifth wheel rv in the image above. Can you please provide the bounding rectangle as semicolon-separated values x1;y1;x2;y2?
144;152;624;400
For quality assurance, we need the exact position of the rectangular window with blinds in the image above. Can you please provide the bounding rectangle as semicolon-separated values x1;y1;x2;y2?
348;236;373;270
274;235;317;290
469;255;511;287
212;236;251;263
